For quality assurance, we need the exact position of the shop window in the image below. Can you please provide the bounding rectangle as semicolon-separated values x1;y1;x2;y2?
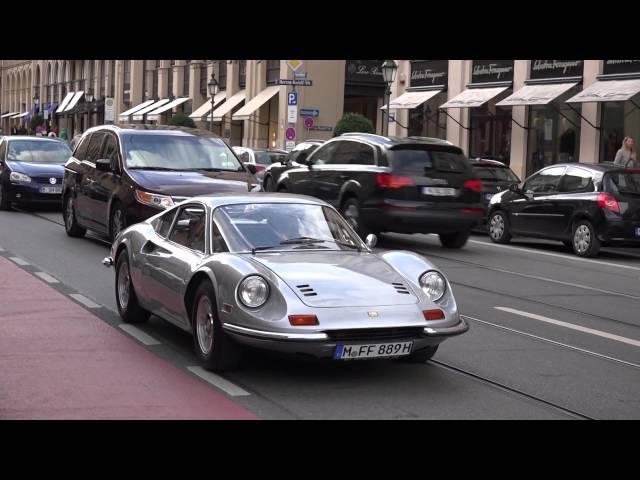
469;103;512;165
266;60;280;85
599;102;640;163
184;61;190;96
239;60;247;89
200;63;209;96
218;61;227;90
408;94;447;141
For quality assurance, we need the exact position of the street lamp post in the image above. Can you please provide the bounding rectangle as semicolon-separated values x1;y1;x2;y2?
381;60;398;137
207;73;219;133
85;91;94;128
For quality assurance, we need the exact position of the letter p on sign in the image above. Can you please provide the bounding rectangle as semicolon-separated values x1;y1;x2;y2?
287;91;298;106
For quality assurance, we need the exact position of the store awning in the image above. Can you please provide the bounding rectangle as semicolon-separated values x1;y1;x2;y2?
63;91;84;112
11;112;29;119
146;97;191;121
212;90;246;122
47;103;59;113
56;92;75;113
381;89;443;110
1;112;19;119
189;91;227;120
496;82;578;107
440;86;509;109
131;99;171;121
566;79;640;103
232;86;279;121
118;99;157;120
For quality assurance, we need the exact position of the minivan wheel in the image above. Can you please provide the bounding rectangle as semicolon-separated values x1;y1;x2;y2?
0;182;12;211
439;231;470;249
63;194;86;237
488;210;511;244
572;220;600;257
342;197;371;239
110;204;126;242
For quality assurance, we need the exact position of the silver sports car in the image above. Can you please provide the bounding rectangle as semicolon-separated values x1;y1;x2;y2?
103;193;468;372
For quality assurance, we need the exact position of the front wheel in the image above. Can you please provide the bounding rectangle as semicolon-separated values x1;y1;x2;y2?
400;344;439;363
488;210;511;244
115;251;150;324
572;220;601;257
439;231;470;249
63;194;86;237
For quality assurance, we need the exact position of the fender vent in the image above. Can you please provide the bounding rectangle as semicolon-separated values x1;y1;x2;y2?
296;284;317;297
392;282;411;294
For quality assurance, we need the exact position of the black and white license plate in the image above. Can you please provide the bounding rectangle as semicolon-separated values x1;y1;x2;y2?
334;342;413;360
40;186;62;194
422;187;457;196
635;227;640;237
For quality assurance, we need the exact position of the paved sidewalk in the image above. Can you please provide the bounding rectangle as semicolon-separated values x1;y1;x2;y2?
0;255;258;419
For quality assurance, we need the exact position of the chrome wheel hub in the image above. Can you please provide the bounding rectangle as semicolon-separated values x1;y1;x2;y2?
196;296;214;356
574;225;591;254
489;214;505;239
117;261;131;310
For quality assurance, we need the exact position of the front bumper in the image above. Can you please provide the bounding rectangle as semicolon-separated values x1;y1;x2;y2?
222;317;469;358
6;183;63;204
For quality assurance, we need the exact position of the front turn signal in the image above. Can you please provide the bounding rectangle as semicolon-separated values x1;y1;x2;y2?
289;315;319;326
423;309;445;321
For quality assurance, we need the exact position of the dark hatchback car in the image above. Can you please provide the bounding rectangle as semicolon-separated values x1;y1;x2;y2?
469;158;520;228
273;133;485;248
62;125;256;242
0;136;72;210
262;140;324;192
487;163;640;257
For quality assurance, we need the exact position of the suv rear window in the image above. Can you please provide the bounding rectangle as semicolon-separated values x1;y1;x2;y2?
472;165;519;182
605;171;640;195
389;147;468;176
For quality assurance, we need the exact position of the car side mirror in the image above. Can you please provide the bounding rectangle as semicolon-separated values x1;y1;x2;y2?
96;159;112;172
365;234;378;249
508;183;521;194
244;163;257;175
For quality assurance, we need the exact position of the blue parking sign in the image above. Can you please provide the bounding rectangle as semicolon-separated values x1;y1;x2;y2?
287;91;298;106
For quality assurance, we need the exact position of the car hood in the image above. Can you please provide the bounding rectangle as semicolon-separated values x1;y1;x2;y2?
127;169;252;196
6;161;65;176
250;252;419;307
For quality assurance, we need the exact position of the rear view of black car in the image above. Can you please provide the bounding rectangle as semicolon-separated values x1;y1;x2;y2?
274;134;485;248
487;163;640;257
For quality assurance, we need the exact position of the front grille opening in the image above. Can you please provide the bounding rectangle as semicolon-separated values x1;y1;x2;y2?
327;327;424;342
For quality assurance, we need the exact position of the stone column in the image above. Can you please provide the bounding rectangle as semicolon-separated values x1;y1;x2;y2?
446;60;472;154
388;60;410;137
578;60;603;164
508;60;530;180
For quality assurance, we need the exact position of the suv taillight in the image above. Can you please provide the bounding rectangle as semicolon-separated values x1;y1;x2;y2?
463;179;483;192
376;173;415;189
597;193;620;214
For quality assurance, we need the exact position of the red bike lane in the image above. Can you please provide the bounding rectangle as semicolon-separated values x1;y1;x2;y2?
0;256;258;420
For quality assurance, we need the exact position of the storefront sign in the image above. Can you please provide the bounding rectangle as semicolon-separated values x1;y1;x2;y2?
345;60;385;85
410;60;448;88
603;60;640;76
530;60;584;80
472;60;514;83
104;97;115;122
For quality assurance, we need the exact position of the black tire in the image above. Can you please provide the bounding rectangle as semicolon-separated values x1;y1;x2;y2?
400;344;439;363
263;175;274;192
63;194;86;237
572;220;601;258
341;197;371;239
115;251;150;324
110;203;126;243
0;182;12;211
191;280;242;372
488;210;512;244
439;231;470;249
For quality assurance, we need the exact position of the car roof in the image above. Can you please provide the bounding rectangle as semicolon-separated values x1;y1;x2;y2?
4;136;66;143
470;158;510;168
84;124;224;139
190;192;330;209
338;132;456;149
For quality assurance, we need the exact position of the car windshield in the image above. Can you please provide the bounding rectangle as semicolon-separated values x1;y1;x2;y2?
213;203;364;252
605;171;640;195
123;133;243;172
7;140;72;164
389;147;468;175
472;165;519;182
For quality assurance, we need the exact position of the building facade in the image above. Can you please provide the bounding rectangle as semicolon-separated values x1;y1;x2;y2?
2;59;639;180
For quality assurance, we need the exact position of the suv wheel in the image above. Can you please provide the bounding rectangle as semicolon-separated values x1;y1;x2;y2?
572;220;600;257
439;231;469;249
342;197;371;239
488;210;511;244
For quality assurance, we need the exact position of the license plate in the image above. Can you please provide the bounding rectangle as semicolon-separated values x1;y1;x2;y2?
485;193;494;201
40;186;62;194
334;341;413;360
636;227;640;237
422;187;457;196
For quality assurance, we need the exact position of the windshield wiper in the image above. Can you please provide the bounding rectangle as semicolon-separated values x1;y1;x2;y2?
280;237;361;251
128;166;178;171
251;245;280;254
186;167;224;172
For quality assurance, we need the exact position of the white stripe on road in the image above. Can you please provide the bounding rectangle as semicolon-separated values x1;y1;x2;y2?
33;272;60;283
469;239;640;272
187;366;251;397
118;324;161;346
0;246;5;251
9;256;30;266
69;293;101;309
495;306;640;348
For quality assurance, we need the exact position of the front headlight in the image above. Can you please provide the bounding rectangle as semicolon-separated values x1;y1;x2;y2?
10;172;31;183
238;275;270;308
419;271;447;302
134;190;174;209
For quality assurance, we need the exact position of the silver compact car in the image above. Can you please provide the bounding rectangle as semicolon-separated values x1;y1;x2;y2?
103;193;468;371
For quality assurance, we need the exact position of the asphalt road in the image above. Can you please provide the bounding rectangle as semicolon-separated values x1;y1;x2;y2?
1;205;639;419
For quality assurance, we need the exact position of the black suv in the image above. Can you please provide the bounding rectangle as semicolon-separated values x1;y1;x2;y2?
262;140;324;192
487;163;640;257
273;134;485;248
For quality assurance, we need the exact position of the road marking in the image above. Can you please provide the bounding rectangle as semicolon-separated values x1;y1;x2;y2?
118;324;161;346
69;293;101;309
9;256;30;266
187;366;251;397
33;272;59;283
0;246;5;252
469;239;640;272
495;306;640;348
461;314;640;369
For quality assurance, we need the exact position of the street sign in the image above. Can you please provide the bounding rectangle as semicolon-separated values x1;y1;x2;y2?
104;97;115;122
286;127;296;141
287;91;298;106
286;60;304;72
277;79;313;86
304;117;314;129
309;126;333;132
300;108;320;117
285;140;296;151
294;72;308;79
287;105;298;123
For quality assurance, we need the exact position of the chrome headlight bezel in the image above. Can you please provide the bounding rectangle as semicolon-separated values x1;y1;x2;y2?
237;275;270;309
134;189;174;209
419;270;447;302
10;172;31;183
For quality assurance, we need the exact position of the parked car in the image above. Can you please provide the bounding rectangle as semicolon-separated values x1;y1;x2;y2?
0;136;72;210
232;147;287;186
103;193;468;372
469;158;520;230
487;163;640;257
262;140;325;192
273;133;485;248
62;124;257;242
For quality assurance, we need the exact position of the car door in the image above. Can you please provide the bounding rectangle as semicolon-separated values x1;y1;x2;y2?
287;141;339;196
79;131;107;231
313;140;358;205
91;132;122;228
140;203;207;326
70;133;94;226
556;166;596;238
510;166;566;236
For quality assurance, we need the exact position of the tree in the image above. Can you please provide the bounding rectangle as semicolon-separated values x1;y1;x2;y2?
333;112;374;137
168;112;196;128
29;114;45;132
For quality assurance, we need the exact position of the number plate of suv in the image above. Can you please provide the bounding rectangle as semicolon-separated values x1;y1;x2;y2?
422;187;457;196
334;342;413;360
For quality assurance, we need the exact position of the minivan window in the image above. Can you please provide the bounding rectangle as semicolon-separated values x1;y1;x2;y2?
389;147;467;176
6;140;72;164
85;132;106;163
123;133;243;172
102;135;119;163
74;134;90;160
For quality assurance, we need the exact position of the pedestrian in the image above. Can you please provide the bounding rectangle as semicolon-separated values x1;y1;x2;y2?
47;130;57;138
11;125;17;135
614;136;637;167
59;129;68;141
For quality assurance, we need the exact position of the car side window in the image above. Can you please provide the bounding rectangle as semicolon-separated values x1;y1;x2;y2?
168;205;207;253
0;141;6;161
101;134;119;167
73;134;91;160
331;141;360;165
356;143;375;166
559;167;594;193
211;220;229;253
524;166;566;193
309;142;339;165
155;208;178;238
85;132;106;163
